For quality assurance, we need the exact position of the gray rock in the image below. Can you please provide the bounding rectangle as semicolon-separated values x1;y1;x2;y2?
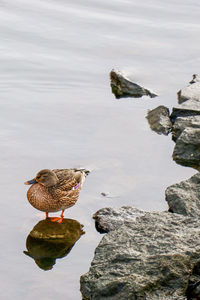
172;128;200;170
165;172;200;217
170;99;200;122
80;211;200;300
110;70;157;99
170;83;200;141
178;74;200;104
146;105;172;135
93;206;145;233
172;115;200;141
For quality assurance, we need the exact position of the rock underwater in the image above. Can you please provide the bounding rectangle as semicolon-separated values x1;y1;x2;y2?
24;218;84;270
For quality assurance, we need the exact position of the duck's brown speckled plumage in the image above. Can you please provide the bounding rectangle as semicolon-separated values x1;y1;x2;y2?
27;168;88;213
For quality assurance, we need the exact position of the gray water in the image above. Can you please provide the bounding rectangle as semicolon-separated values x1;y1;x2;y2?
1;0;199;299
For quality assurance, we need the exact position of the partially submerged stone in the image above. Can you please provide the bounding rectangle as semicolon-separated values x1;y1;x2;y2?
93;206;145;233
165;172;200;217
30;218;84;240
172;128;200;170
110;69;157;99
81;211;200;300
146;105;172;135
178;74;200;104
24;218;84;270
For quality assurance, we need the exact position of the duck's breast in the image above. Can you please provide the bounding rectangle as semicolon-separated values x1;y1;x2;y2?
27;184;62;212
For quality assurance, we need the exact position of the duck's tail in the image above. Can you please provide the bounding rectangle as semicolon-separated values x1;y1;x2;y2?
74;168;90;176
72;168;90;187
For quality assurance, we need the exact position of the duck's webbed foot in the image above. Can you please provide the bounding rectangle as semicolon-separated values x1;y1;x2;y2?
50;210;64;223
50;216;63;223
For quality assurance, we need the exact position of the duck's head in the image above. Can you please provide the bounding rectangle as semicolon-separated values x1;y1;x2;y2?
24;169;59;187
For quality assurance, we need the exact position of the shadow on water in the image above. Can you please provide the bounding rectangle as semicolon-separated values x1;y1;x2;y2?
24;218;85;271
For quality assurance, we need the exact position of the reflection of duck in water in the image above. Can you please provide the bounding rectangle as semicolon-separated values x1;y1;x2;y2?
24;218;85;270
24;168;89;222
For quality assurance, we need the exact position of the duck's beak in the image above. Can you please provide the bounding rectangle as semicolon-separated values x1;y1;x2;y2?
24;179;37;185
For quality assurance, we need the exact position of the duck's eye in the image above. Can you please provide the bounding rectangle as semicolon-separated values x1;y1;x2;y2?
41;175;48;179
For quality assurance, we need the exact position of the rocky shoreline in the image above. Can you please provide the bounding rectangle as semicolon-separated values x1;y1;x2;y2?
80;75;200;300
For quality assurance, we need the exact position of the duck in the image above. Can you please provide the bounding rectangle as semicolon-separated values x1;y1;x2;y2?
24;168;89;223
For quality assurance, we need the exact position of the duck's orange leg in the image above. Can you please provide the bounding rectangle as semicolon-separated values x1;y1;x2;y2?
51;210;64;223
45;212;49;219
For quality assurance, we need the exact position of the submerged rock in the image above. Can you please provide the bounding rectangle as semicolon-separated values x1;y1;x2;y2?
178;74;200;104
165;172;200;217
80;211;200;300
24;218;84;270
93;206;145;233
172;128;200;170
146;105;172;135
29;218;84;240
110;70;157;99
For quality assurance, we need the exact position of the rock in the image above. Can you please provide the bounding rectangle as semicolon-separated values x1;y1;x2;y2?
101;192;108;197
110;70;157;99
158;75;200;141
172;128;200;170
165;172;200;217
146;105;172;135
172;115;200;141
170;99;200;123
187;277;200;299
24;218;84;270
80;211;200;300
93;206;145;233
170;82;200;141
178;74;200;104
29;218;84;240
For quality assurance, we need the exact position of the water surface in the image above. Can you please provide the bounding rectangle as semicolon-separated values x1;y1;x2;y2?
0;0;199;299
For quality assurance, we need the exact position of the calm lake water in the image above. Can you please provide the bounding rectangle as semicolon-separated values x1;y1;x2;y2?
1;0;199;299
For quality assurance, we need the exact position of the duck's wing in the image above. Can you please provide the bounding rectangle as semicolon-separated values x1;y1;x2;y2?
52;168;89;189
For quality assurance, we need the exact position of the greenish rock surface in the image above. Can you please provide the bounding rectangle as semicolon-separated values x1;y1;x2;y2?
30;218;84;240
24;218;84;270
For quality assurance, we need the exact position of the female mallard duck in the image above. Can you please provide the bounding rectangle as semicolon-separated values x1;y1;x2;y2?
25;168;89;223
